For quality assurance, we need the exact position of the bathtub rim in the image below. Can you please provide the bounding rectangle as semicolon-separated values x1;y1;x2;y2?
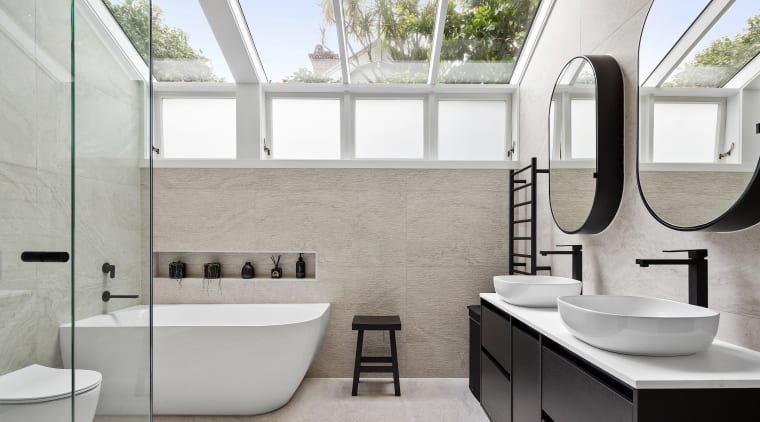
60;303;331;328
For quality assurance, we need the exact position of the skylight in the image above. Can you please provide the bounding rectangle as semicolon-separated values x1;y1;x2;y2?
104;0;233;82
343;0;438;84
105;0;547;85
663;0;760;88
438;0;541;84
239;0;340;83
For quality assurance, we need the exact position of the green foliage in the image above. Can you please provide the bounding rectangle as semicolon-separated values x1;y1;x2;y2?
104;0;222;82
668;12;760;87
288;68;340;83
318;0;539;83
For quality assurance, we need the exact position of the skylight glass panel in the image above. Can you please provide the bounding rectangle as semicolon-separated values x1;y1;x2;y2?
342;0;439;84
638;0;710;82
103;0;150;60
438;0;541;84
240;0;341;83
150;0;233;82
664;0;760;88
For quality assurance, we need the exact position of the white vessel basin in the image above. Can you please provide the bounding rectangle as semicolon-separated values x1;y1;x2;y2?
558;295;720;356
493;275;582;307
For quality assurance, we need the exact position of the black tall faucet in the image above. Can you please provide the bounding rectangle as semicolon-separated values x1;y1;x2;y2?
635;249;708;307
540;245;582;282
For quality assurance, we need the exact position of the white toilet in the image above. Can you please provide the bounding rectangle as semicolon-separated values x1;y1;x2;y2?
0;364;101;422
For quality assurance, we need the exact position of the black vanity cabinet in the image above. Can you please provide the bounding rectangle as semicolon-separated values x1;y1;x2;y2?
480;302;511;422
480;298;760;422
512;321;541;422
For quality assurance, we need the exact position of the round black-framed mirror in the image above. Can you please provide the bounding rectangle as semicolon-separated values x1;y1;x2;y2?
548;55;624;234
637;0;760;232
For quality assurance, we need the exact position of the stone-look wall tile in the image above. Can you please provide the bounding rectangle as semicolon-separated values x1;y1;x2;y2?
1;0;147;375
153;168;509;377
520;0;760;351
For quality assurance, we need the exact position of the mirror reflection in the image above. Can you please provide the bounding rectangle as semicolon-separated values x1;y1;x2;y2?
639;0;760;228
549;57;597;232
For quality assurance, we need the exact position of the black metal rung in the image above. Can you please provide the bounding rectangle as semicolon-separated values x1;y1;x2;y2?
513;270;532;275
513;253;532;258
512;237;531;241
511;262;527;267
514;164;533;175
359;366;394;373
536;266;552;272
512;183;533;192
512;219;532;224
513;179;527;184
513;200;532;208
536;169;549;174
361;356;392;363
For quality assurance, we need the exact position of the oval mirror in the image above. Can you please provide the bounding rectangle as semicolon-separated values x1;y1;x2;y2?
638;0;760;231
549;56;624;234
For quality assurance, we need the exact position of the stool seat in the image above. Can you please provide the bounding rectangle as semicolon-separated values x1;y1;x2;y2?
351;315;401;396
352;315;401;331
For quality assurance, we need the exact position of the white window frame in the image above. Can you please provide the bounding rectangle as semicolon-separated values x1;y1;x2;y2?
435;95;512;161
549;86;595;164
153;85;237;160
639;94;729;168
265;93;344;160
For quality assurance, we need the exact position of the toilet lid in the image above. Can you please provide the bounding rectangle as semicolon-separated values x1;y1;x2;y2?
0;365;101;404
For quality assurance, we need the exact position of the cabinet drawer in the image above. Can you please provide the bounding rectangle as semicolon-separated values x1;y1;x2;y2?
481;350;511;422
512;322;540;422
481;302;511;372
542;345;632;422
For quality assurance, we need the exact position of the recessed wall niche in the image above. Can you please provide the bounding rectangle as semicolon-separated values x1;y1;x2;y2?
153;251;317;281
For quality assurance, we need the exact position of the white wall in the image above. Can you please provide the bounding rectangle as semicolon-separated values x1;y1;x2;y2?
519;0;760;351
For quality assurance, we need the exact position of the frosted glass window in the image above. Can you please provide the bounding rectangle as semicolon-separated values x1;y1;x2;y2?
437;101;507;160
271;99;341;159
161;98;236;159
355;100;424;159
652;102;718;162
570;99;596;159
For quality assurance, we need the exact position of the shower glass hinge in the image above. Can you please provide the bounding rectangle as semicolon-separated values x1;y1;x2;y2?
507;142;515;159
263;138;271;158
152;145;160;155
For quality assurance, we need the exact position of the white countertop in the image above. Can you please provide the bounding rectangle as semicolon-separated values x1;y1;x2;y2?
481;293;760;389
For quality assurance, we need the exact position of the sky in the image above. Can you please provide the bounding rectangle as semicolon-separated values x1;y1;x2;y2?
640;0;760;82
155;0;338;82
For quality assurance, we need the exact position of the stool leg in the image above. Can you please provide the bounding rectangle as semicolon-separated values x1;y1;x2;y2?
390;330;400;396
352;330;364;396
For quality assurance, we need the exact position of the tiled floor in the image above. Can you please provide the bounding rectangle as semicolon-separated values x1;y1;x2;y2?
134;378;487;422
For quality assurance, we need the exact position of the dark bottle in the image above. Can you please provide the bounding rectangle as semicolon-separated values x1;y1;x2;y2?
296;254;306;279
241;262;255;279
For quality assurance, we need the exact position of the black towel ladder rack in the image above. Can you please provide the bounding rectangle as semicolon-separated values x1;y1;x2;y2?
509;157;551;275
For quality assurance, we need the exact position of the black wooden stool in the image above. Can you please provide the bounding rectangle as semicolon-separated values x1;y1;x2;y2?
351;315;401;396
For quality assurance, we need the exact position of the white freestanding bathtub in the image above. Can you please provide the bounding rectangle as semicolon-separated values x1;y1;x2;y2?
60;303;330;415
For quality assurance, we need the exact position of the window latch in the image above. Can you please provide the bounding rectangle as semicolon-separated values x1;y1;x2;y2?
507;142;515;159
263;138;271;157
718;142;735;160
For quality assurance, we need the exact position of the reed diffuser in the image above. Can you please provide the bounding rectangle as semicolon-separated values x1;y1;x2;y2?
270;255;282;279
